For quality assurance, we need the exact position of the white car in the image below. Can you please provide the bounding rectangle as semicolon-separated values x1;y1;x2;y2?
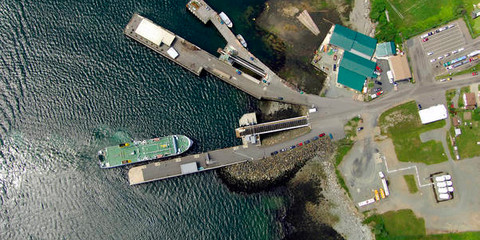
458;47;465;52
427;52;434;56
452;50;459;54
430;58;437;62
438;56;443;60
379;171;385;179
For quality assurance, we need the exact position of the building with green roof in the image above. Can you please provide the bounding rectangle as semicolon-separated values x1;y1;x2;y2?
337;51;377;92
376;42;396;58
329;24;377;59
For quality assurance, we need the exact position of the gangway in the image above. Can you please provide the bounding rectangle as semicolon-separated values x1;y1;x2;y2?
235;116;310;137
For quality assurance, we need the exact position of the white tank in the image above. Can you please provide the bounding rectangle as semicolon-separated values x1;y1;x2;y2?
442;175;452;180
448;187;454;192
437;187;448;194
435;176;445;182
439;193;450;200
436;182;447;188
446;181;453;186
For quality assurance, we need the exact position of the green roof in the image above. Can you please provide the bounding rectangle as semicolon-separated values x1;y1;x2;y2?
352;32;377;57
330;24;356;51
99;135;192;168
330;24;377;58
376;42;396;57
340;51;377;78
337;66;366;92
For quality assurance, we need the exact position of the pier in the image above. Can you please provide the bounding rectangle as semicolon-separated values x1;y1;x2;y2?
125;7;309;105
128;144;265;185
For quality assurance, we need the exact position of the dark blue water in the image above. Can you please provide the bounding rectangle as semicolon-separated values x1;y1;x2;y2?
0;0;288;239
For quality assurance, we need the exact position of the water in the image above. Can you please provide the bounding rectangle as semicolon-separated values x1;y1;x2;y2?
0;0;288;239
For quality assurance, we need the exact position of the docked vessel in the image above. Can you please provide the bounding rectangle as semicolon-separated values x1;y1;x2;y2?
219;12;233;28
236;34;247;48
98;135;193;168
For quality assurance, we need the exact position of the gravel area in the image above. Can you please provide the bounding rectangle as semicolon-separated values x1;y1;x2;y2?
320;155;374;240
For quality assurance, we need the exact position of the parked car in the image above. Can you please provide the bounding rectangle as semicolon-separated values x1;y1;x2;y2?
427;52;434;56
280;148;287;152
376;66;382;72
430;58;436;63
418;104;422;109
375;80;382;85
374;87;382;92
304;140;311;144
437;56;443;60
444;53;450;57
422;38;429;42
297;142;303;147
333;64;337;71
271;151;279;156
376;90;384;96
319;133;326;137
357;127;364;132
473;72;478;76
333;55;337;61
312;136;319;141
447;77;452;81
290;145;296;149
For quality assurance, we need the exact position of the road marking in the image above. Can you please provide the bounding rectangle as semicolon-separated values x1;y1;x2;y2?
383;156;433;188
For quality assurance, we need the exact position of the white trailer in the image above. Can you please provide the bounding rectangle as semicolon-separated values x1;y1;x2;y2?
381;178;390;196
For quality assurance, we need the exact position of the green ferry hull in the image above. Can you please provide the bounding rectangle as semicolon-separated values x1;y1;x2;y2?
98;135;193;168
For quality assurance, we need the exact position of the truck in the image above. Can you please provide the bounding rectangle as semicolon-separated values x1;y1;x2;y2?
387;70;394;83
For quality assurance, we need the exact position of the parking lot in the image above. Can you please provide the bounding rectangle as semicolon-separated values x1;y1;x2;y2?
411;19;480;81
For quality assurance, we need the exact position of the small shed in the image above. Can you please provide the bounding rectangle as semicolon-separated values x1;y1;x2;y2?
180;162;198;174
375;42;396;58
452;117;460;127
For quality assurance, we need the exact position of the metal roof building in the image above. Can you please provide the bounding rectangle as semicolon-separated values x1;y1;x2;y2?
135;18;176;46
388;54;412;81
330;24;377;59
337;51;377;91
376;42;396;58
419;104;448;124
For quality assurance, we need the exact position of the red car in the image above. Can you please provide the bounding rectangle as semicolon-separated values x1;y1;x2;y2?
473;72;478;76
333;55;337;61
422;38;429;42
319;133;326;137
375;66;382;72
296;142;303;147
376;91;384;96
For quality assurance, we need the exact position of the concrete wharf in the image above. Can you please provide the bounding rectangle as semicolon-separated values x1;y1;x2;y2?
125;11;309;105
128;144;265;185
235;116;310;137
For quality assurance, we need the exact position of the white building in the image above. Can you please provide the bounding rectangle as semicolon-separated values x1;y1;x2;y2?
418;104;448;124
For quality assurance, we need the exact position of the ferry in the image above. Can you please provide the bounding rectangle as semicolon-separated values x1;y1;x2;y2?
219;12;233;28
98;135;193;168
236;34;247;48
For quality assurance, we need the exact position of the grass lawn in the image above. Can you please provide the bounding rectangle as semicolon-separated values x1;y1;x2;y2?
379;101;447;164
365;209;480;239
451;109;480;158
370;0;480;42
403;175;419;193
445;89;457;105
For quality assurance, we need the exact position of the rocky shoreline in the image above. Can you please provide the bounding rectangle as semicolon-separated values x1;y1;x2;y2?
218;137;335;193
